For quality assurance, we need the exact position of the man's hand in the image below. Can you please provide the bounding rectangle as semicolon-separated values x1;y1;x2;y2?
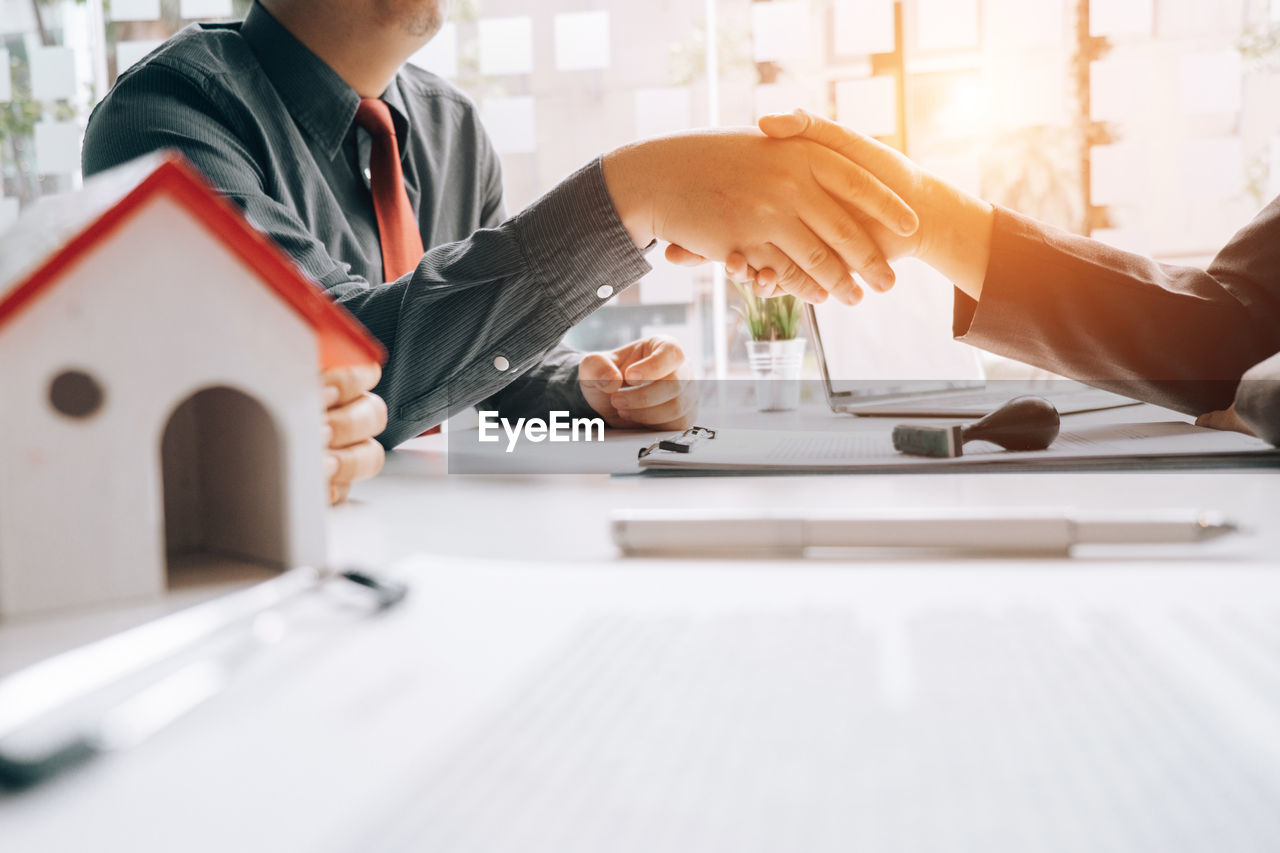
1196;404;1257;437
579;336;697;430
322;364;388;505
602;128;919;306
748;109;995;302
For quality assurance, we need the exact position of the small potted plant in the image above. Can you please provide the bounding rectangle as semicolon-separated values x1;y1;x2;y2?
734;281;806;411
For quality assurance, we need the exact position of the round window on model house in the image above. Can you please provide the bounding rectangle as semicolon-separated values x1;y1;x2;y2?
49;369;106;420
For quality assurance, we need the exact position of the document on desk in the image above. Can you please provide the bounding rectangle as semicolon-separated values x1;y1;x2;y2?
354;558;1280;853
637;420;1280;473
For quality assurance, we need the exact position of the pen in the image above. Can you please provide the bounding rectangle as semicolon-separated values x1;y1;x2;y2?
611;509;1240;557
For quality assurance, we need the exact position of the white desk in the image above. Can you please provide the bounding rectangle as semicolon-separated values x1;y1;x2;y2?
3;403;1279;852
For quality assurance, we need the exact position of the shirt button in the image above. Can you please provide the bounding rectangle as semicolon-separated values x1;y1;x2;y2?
596;285;613;299
493;355;510;371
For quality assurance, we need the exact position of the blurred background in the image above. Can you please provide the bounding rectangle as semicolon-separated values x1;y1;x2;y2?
3;0;1278;377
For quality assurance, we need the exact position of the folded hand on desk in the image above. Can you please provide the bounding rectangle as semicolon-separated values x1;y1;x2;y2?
579;335;697;431
322;364;388;505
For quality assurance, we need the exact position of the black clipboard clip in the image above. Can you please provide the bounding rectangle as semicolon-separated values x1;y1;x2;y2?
638;426;717;460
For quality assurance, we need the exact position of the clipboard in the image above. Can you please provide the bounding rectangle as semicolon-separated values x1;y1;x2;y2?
634;422;1280;475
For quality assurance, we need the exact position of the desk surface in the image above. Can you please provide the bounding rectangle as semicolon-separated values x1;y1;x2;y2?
3;402;1279;852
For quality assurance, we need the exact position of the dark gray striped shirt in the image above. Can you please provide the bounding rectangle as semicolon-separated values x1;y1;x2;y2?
82;1;650;447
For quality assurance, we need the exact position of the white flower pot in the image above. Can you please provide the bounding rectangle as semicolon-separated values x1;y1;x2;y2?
746;338;806;412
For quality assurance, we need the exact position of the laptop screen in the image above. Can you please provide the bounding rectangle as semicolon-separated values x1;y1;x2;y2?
807;259;984;400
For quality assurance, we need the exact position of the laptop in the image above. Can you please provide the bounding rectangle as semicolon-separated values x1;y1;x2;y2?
806;260;1139;417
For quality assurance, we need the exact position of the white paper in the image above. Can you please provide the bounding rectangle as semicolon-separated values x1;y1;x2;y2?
0;0;36;34
633;87;692;139
0;49;10;102
0;197;18;235
1090;143;1148;206
1089;58;1155;122
1090;0;1152;38
554;11;610;72
30;46;77;102
1178;137;1243;201
834;76;897;138
1178;51;1242;116
753;82;816;120
34;121;82;175
751;0;811;63
116;40;164;74
108;0;161;22
915;0;979;51
408;23;458;78
992;61;1065;127
481;96;536;154
984;0;1064;48
1158;0;1243;38
478;16;533;76
179;0;233;19
833;0;895;56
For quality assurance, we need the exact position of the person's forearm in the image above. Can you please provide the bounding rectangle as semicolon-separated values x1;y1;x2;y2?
601;141;657;249
341;160;649;447
912;174;994;302
479;343;593;421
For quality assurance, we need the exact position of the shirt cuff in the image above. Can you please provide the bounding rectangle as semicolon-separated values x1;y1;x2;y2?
952;205;1047;354
510;156;653;326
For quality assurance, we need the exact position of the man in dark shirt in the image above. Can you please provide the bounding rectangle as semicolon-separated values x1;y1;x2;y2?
82;0;919;450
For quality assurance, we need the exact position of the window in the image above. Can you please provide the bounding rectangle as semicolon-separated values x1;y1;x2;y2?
3;0;1271;378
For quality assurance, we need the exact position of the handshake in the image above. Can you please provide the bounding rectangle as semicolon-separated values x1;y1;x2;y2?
603;108;994;311
320;109;998;504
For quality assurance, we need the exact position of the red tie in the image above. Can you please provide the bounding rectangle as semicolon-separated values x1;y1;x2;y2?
356;98;439;436
355;98;424;281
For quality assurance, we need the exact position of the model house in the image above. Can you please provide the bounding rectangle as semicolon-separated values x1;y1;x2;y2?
0;153;384;618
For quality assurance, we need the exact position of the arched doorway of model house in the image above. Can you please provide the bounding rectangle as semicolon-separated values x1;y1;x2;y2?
160;386;287;588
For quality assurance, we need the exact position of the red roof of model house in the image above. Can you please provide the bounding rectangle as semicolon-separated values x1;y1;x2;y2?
0;152;385;369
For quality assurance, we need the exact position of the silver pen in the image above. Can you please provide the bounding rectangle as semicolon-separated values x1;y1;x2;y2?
611;508;1240;557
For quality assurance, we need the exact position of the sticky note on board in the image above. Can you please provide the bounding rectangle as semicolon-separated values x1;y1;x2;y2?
408;23;458;78
916;0;979;51
1090;0;1152;38
835;76;898;139
1090;143;1148;207
984;0;1064;48
555;11;610;71
481;96;536;154
1178;51;1242;116
109;0;161;22
479;17;533;76
752;1;811;63
754;83;817;120
0;49;11;102
0;197;18;235
35;120;82;175
117;40;164;75
833;0;895;56
634;87;692;139
30;46;76;101
180;0;233;18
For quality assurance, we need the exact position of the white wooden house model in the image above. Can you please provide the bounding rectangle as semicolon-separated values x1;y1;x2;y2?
0;153;384;618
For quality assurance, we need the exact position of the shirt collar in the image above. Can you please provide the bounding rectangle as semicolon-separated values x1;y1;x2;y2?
242;1;412;160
